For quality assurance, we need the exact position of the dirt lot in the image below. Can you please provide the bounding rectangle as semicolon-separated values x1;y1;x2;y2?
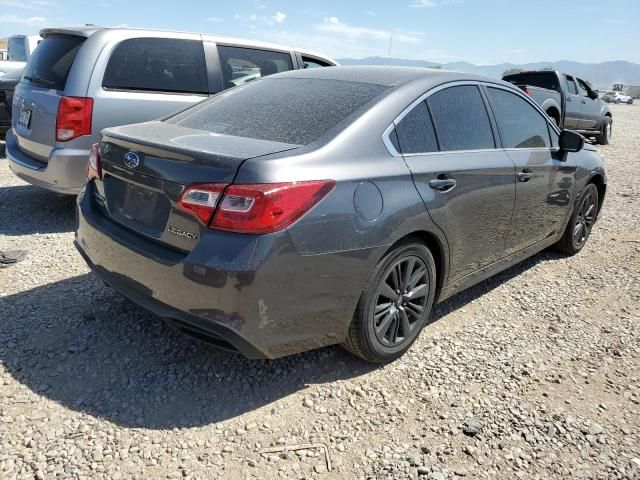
0;104;639;480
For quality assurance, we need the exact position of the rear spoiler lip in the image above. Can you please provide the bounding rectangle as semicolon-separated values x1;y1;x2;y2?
39;27;103;38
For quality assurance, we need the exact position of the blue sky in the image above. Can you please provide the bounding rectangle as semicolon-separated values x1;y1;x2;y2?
1;0;639;64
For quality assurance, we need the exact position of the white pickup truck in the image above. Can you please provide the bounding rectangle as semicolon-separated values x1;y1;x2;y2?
0;35;41;75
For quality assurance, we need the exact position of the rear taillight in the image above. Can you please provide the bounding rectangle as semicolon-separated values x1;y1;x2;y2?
87;143;101;180
177;183;227;224
177;180;336;233
56;96;93;142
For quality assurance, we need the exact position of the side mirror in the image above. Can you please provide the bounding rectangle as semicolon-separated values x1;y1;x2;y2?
588;90;599;100
559;130;584;153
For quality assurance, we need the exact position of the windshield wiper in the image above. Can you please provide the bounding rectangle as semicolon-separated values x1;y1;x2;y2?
23;75;55;86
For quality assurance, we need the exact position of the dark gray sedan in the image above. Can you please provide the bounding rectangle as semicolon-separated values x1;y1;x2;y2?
75;66;606;363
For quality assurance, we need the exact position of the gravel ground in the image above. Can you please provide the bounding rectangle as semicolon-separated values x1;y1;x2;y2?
0;104;639;480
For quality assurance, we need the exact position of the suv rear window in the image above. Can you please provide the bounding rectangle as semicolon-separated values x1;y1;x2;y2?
503;72;560;91
218;45;293;89
103;38;208;94
22;35;85;90
169;78;389;145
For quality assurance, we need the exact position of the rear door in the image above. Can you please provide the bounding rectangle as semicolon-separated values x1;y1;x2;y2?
563;75;583;129
12;34;86;162
90;36;209;137
575;78;601;130
395;83;516;282
484;85;575;254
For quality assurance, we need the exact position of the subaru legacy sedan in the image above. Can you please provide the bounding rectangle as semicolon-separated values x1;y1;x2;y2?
75;66;606;363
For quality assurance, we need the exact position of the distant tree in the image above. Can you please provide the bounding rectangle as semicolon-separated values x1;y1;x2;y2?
541;66;554;71
429;65;442;70
503;68;523;76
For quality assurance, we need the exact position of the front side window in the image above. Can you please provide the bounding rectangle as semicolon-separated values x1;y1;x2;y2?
576;79;590;97
395;101;438;154
427;85;495;151
486;87;551;149
103;38;208;94
218;46;293;89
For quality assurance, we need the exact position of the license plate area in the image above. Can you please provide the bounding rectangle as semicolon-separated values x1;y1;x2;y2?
18;108;32;129
104;176;172;236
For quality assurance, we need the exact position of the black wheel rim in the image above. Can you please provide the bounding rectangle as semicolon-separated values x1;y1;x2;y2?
574;191;596;247
374;256;428;347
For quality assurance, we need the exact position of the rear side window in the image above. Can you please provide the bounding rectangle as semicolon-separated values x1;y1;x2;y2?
169;78;388;145
22;35;85;90
218;46;293;89
566;76;578;95
427;85;495;151
395;101;438;154
103;38;208;94
302;56;333;69
486;87;551;149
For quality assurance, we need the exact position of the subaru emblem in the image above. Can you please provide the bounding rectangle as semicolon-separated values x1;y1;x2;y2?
124;151;140;169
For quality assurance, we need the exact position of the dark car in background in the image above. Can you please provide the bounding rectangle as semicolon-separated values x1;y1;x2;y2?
0;67;23;139
75;66;606;363
503;70;612;144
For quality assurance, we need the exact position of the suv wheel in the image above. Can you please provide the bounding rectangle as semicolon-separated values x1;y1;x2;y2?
343;241;436;363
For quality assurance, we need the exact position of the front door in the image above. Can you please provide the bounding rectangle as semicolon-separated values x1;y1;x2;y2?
575;78;602;130
394;84;516;282
483;85;576;254
563;75;583;129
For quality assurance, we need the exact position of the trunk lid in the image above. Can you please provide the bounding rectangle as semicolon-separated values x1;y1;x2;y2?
96;121;299;251
12;34;86;163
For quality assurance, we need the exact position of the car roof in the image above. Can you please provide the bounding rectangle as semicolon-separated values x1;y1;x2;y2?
38;26;336;63
267;65;508;88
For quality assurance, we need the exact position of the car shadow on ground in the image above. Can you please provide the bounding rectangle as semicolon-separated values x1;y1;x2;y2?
0;249;562;430
0;185;76;235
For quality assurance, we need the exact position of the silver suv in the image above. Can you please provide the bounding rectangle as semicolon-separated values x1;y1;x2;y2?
6;27;336;194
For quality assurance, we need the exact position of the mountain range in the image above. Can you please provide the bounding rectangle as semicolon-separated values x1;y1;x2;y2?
337;57;640;88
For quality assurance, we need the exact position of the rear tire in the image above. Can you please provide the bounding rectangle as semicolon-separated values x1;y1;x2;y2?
342;241;436;363
595;116;611;145
555;184;599;256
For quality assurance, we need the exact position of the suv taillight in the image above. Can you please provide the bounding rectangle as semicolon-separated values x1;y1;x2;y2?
177;180;336;234
87;143;101;180
56;96;93;142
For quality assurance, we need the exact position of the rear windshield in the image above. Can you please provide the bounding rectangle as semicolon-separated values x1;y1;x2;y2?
168;78;389;145
503;72;559;92
22;34;85;90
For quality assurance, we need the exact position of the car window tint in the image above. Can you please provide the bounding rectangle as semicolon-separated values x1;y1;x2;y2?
170;78;389;145
487;87;551;149
576;79;589;97
22;34;85;90
103;38;208;94
427;85;495;151
302;56;332;68
395;101;438;154
503;72;559;91
566;76;578;95
218;46;293;90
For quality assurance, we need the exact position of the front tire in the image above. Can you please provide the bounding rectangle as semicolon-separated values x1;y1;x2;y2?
343;241;436;363
555;184;599;256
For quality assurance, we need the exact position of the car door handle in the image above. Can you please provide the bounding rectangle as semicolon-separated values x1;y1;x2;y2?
517;170;533;182
429;177;457;191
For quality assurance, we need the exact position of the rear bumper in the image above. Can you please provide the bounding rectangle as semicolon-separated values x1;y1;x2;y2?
5;129;89;194
75;183;374;359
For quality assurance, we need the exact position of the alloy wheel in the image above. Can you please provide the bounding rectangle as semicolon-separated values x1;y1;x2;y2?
373;256;429;347
574;191;596;247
